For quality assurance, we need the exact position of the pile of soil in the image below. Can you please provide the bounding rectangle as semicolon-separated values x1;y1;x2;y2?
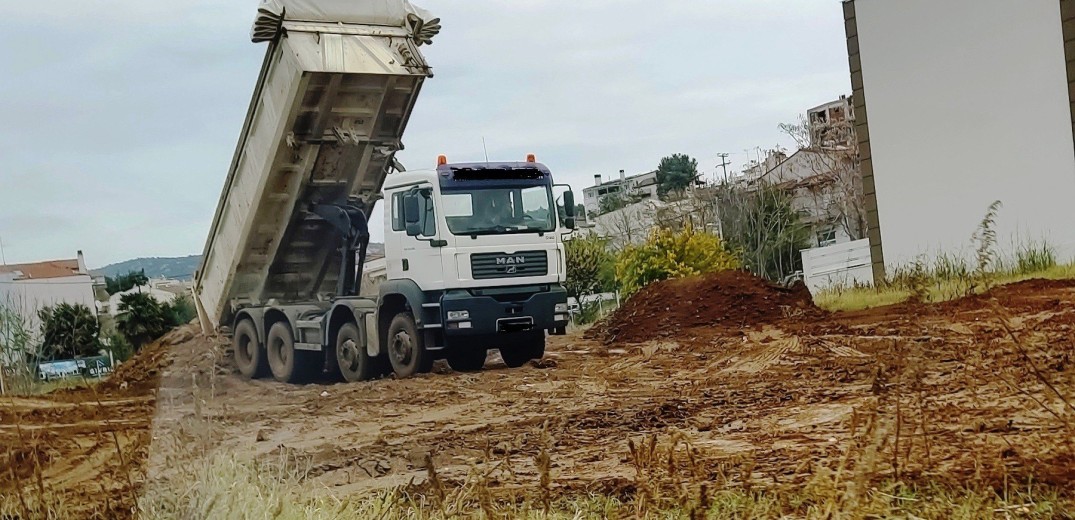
99;324;194;393
588;270;824;344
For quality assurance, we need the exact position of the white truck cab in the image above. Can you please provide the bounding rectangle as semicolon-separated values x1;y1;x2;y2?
373;156;574;376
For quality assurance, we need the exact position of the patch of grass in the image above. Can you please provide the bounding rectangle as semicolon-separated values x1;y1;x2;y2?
817;261;1075;312
135;449;1074;520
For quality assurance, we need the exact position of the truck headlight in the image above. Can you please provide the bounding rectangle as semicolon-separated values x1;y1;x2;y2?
554;303;568;313
447;310;470;321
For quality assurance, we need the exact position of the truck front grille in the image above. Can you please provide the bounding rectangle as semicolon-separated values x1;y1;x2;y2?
471;251;548;279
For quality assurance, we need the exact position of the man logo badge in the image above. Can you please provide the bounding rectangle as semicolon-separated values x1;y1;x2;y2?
497;255;525;275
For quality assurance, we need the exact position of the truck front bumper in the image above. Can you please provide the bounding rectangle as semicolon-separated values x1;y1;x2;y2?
440;285;568;339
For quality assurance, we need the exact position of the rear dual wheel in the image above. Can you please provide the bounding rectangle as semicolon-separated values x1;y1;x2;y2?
233;319;269;379
332;323;387;382
266;322;317;384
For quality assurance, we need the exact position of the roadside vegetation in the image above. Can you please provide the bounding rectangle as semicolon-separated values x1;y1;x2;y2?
817;201;1075;312
139;450;1072;519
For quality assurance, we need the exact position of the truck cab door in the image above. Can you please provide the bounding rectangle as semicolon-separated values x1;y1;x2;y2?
394;185;445;288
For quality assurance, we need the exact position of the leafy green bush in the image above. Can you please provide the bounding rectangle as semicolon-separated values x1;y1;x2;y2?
565;234;614;300
164;294;197;327
616;225;740;298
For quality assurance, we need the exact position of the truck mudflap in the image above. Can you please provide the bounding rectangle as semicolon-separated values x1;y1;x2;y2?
439;285;568;341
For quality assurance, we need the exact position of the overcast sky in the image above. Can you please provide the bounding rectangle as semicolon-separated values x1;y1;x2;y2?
0;0;850;268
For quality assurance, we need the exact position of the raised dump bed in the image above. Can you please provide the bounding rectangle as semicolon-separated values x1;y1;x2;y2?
194;0;439;331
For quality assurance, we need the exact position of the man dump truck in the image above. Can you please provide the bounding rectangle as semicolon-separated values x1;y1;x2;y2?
193;0;577;383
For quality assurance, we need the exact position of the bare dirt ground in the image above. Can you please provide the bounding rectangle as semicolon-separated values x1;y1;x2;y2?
3;276;1074;517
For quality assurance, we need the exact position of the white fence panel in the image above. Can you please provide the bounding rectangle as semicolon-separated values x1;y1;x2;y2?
801;239;874;293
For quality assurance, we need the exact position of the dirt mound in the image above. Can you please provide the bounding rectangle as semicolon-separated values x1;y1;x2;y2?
99;324;195;393
588;270;823;344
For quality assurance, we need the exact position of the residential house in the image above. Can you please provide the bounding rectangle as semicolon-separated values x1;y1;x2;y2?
740;95;866;248
104;277;193;317
0;252;99;362
582;169;660;216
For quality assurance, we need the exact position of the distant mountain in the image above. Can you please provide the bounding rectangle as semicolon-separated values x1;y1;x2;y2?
95;243;385;281
95;256;201;281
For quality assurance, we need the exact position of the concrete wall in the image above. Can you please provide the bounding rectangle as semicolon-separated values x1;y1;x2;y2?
802;239;874;293
848;0;1075;272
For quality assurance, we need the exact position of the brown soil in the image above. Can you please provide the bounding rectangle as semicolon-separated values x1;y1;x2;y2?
0;325;188;519
7;277;1075;517
588;270;824;343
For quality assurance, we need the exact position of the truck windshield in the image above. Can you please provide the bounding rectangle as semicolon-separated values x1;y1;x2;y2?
442;185;556;235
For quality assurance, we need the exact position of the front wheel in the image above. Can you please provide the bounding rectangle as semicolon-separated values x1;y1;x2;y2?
387;313;433;378
500;331;545;368
446;347;487;372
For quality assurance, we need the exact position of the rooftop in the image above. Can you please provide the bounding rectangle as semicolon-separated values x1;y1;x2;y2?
0;258;84;280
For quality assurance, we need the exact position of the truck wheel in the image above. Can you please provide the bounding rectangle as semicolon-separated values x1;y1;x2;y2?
387;313;433;378
266;321;312;383
334;323;376;382
500;331;545;368
446;347;487;372
233;319;268;379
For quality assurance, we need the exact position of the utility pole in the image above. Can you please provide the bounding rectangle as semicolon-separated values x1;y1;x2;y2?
0;235;6;265
715;153;730;183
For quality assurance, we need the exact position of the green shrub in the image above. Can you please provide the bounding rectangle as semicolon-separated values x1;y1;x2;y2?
565;234;614;301
616;225;740;298
164;294;197;327
106;331;135;362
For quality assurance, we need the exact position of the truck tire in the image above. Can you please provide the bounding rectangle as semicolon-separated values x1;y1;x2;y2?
446;347;487;372
233;319;268;379
386;313;433;378
266;321;313;383
500;331;545;368
334;323;377;382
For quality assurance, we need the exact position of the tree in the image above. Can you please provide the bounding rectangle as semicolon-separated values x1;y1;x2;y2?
106;269;149;295
656;154;700;200
779;115;868;241
715;182;813;282
598;192;627;214
116;292;168;349
37;303;101;360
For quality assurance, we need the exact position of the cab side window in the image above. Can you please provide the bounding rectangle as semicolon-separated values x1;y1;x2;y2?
419;191;436;237
391;193;404;232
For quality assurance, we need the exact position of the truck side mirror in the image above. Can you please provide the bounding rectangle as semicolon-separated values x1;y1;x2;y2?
403;194;421;236
563;190;576;230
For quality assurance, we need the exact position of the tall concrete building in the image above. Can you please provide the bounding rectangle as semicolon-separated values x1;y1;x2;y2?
844;0;1075;278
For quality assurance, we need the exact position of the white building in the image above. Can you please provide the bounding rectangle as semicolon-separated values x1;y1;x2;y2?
582;169;660;216
847;0;1075;276
104;278;191;317
0;252;98;360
